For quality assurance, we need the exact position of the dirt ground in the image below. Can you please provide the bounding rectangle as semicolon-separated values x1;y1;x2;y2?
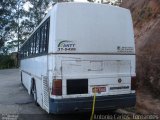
136;89;160;115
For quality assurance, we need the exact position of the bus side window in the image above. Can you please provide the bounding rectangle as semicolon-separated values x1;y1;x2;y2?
28;39;31;56
33;34;36;55
36;29;40;54
40;25;44;53
31;36;34;55
45;21;49;53
20;17;50;59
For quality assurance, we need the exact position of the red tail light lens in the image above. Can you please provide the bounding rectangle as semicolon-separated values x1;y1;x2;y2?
131;76;136;90
52;79;62;95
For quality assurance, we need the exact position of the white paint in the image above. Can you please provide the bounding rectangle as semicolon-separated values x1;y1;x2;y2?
55;3;134;54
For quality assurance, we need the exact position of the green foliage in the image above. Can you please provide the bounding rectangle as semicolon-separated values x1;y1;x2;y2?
26;0;52;27
0;55;16;69
0;0;54;52
0;0;17;48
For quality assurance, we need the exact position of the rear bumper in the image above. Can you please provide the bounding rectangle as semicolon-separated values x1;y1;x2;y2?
49;93;136;114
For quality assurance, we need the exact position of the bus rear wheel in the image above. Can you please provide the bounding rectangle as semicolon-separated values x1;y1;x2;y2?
31;80;39;106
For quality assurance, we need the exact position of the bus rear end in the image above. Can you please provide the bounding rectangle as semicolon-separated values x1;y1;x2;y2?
49;3;136;113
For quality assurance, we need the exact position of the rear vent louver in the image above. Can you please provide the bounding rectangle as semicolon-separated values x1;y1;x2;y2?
42;76;49;111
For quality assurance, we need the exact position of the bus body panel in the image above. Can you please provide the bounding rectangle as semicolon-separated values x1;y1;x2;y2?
49;54;136;114
20;3;136;114
51;54;135;98
49;3;136;112
21;56;48;108
54;3;135;54
49;94;136;113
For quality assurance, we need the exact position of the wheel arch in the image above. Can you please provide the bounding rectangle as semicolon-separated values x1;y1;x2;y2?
29;77;35;95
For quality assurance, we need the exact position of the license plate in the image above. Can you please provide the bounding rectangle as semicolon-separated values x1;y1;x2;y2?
92;86;106;93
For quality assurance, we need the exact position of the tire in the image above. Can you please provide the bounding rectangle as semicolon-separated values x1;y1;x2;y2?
20;72;24;86
31;80;39;106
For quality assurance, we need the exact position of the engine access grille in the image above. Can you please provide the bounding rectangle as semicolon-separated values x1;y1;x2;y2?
42;76;49;111
67;79;88;95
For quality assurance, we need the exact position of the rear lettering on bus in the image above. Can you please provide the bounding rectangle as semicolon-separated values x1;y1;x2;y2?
58;40;76;52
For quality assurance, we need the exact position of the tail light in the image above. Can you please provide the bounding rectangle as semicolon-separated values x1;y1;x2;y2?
131;76;136;90
52;79;62;95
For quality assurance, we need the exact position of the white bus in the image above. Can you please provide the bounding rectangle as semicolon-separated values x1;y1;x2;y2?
20;2;136;114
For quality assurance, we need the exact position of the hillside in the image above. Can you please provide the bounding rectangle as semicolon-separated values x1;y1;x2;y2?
121;0;160;115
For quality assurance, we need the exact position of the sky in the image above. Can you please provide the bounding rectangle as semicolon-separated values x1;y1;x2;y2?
23;1;33;12
23;0;120;12
23;0;89;12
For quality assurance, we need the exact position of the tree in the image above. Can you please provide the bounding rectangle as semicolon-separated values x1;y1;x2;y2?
18;0;54;44
0;38;4;48
0;0;18;49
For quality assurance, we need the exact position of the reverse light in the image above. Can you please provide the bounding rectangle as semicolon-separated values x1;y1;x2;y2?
131;76;136;90
52;79;62;95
